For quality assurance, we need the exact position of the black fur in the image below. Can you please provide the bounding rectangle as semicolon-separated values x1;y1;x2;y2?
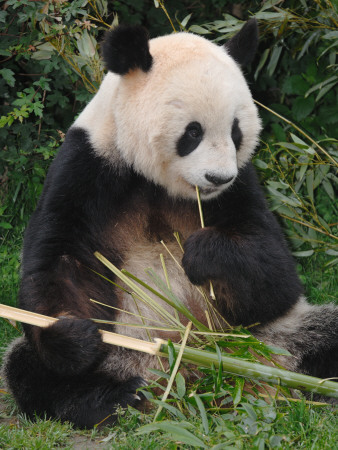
177;122;204;157
231;118;243;151
102;25;152;75
225;19;258;66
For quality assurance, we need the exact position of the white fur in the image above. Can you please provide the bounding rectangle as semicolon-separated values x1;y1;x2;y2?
74;31;261;200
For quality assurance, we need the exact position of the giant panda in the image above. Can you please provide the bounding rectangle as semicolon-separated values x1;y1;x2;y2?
2;21;338;428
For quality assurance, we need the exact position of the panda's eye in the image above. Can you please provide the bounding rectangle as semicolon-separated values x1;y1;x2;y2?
187;124;202;139
231;117;243;151
177;121;204;157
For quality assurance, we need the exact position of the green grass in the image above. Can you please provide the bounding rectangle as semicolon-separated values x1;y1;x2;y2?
298;255;338;306
0;416;73;449
0;396;337;449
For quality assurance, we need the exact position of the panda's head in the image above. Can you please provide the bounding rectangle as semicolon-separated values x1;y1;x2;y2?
88;21;261;200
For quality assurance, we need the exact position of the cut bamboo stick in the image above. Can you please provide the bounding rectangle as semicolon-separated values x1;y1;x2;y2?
0;304;57;328
0;304;163;355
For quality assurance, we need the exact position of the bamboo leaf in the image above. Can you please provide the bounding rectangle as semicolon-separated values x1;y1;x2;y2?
77;29;97;58
305;75;338;97
318;216;331;232
215;343;223;392
297;163;308;185
168;340;176;372
316;81;338;102
189;25;210;34
146;267;210;332
176;372;186;399
192;393;209;435
322;178;335;200
180;13;192;28
265;345;291;356
241;403;257;421
232;377;244;406
306;170;314;202
136;421;207;448
298;31;318;60
254;48;270;80
267;46;283;77
254;158;268;169
292;250;314;257
267;187;302;207
151;400;186;420
148;368;171;379
324;257;338;268
274;205;296;219
95;253;182;327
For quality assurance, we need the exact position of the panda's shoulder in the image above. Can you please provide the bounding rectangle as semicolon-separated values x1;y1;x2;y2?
48;127;114;182
45;127;135;203
27;126;142;243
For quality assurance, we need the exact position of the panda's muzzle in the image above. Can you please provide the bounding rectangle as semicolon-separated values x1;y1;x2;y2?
205;173;234;186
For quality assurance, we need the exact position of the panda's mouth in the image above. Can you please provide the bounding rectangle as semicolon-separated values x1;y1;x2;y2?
198;186;219;195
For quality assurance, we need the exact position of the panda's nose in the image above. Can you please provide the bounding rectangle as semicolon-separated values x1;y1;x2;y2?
205;173;234;186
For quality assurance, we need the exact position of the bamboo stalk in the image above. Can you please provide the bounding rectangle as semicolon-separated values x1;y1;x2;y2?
162;343;338;400
1;304;338;400
0;304;163;355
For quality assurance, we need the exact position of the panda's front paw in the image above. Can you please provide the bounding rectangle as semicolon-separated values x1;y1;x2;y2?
182;228;222;285
39;318;103;376
116;376;148;406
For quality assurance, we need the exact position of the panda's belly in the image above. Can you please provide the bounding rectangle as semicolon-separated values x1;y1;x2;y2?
113;239;208;341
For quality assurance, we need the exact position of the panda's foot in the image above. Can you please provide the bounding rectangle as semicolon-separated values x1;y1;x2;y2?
2;337;147;428
57;375;148;428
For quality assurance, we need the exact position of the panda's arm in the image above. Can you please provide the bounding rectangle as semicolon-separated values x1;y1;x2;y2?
18;127;132;374
182;164;303;326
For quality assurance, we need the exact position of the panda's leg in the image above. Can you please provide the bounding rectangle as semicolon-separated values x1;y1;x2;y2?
255;297;338;392
1;336;146;428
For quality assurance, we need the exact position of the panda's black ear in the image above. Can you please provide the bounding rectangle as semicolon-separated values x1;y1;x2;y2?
224;19;258;66
102;25;153;75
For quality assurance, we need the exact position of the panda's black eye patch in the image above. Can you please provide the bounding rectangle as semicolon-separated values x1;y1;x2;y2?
177;122;203;157
231;118;243;151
